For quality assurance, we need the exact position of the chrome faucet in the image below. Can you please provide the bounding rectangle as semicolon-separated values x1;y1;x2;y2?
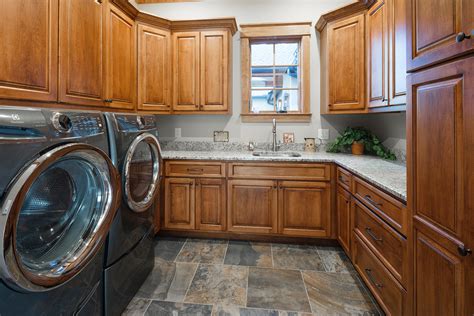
272;118;279;152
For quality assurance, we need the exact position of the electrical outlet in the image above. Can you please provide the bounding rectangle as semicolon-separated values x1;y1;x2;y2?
175;128;181;138
318;129;329;140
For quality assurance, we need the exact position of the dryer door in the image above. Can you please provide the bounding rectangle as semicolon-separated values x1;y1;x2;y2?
123;133;161;213
0;143;120;292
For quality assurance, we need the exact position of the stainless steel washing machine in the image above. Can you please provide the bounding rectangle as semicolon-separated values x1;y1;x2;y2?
0;106;120;315
103;113;162;316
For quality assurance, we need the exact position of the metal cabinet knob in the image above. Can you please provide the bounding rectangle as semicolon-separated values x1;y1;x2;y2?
458;246;472;257
104;99;113;103
455;32;471;43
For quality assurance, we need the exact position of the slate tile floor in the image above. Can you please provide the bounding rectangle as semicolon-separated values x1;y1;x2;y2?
123;238;383;316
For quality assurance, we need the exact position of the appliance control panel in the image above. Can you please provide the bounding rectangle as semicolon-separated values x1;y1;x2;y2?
116;114;156;132
45;110;105;137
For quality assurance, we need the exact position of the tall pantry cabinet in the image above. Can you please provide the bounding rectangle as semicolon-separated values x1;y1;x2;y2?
406;0;474;315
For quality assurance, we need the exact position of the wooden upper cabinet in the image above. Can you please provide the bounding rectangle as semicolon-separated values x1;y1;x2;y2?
200;31;229;112
278;181;331;238
367;0;388;108
137;24;171;112
408;57;474;316
104;3;136;109
0;0;58;102
59;0;104;107
227;179;278;234
388;0;407;106
407;0;474;71
172;31;200;112
327;13;366;112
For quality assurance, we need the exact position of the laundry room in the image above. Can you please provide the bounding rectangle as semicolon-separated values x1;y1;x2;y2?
0;0;472;315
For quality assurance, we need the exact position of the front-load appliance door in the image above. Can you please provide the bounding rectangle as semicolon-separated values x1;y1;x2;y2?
0;143;120;293
105;132;161;266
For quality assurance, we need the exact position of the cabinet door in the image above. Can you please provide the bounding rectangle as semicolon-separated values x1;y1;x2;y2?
367;0;389;108
196;178;226;231
137;24;171;112
328;14;366;111
0;0;58;101
337;187;352;255
200;31;229;112
104;3;136;109
164;178;195;230
387;0;407;106
59;0;104;106
172;32;200;112
227;179;277;234
407;0;474;71
278;181;331;237
407;57;474;316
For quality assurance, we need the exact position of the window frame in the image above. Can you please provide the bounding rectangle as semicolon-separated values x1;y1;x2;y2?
240;22;312;122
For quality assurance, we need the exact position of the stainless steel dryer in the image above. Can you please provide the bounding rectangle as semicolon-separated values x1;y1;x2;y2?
103;113;162;316
0;106;120;315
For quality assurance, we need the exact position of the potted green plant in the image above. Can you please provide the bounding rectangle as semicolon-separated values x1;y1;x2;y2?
326;127;396;160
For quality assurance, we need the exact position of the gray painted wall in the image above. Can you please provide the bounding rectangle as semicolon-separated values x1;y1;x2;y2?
137;0;406;156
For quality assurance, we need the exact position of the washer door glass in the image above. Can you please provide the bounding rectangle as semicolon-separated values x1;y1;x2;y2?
124;133;161;213
0;144;119;291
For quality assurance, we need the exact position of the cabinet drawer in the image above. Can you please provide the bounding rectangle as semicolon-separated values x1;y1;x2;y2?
337;167;352;191
353;199;407;286
228;162;330;181
352;177;407;236
165;161;226;178
353;234;406;316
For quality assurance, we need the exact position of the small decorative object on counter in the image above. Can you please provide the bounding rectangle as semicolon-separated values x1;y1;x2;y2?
327;127;396;160
304;137;317;152
283;132;294;144
248;141;255;151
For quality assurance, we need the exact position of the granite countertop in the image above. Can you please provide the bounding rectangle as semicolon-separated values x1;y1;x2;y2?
161;150;407;202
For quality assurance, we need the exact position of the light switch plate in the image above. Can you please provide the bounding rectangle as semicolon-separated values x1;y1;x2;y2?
318;129;329;140
175;128;181;138
213;131;229;142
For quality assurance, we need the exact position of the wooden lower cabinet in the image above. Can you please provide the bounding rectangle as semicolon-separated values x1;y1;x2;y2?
164;178;195;230
336;186;352;254
227;179;278;234
196;178;226;231
278;181;331;237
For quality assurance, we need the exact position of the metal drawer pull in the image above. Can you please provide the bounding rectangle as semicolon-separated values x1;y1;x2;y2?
187;168;204;173
364;195;383;207
458;246;472;257
365;268;383;289
365;227;383;242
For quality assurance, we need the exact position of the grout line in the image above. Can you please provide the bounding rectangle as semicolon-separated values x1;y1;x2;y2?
182;261;200;303
245;266;249;307
270;243;275;268
300;270;314;314
142;299;153;316
173;238;188;263
222;239;230;264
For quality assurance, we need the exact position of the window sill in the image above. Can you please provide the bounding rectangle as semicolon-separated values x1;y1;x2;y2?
241;113;312;123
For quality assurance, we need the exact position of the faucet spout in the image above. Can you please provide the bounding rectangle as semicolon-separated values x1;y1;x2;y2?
272;118;278;152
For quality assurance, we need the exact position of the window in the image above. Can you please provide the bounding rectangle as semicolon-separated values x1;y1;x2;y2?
240;23;312;122
250;41;300;113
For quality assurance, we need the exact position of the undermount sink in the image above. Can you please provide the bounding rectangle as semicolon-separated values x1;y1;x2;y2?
252;151;302;157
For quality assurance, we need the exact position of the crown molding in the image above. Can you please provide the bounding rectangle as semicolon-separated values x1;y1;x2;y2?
315;0;376;32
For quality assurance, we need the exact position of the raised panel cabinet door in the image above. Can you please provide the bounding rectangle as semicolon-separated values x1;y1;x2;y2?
388;0;407;106
200;31;229;112
407;57;474;316
104;3;136;109
196;178;226;231
367;0;389;108
278;181;331;237
337;187;352;255
227;179;278;234
164;178;195;230
0;0;58;101
328;13;366;111
59;0;104;106
172;32;200;112
137;24;171;112
407;0;474;71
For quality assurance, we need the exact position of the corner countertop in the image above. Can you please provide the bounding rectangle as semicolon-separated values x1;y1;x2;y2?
161;150;407;202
